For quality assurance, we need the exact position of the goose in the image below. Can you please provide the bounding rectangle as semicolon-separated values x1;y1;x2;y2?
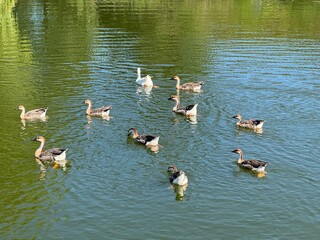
167;165;188;186
136;67;154;87
231;148;268;173
171;76;204;91
84;99;112;117
232;114;265;130
127;128;159;146
168;95;198;116
18;105;48;120
31;136;68;167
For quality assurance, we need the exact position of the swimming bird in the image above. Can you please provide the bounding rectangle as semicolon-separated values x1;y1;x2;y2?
167;165;188;186
171;75;204;91
231;148;268;173
31;136;68;167
232;114;265;130
84;99;112;117
136;67;154;87
127;128;159;146
18;105;48;120
168;95;198;116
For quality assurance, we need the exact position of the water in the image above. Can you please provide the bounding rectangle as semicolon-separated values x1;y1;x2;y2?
1;0;320;239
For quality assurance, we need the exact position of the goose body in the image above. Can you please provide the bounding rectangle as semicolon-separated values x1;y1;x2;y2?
171;76;204;91
128;128;159;146
168;95;198;116
18;105;48;120
167;165;188;186
136;68;153;87
232;114;265;130
85;99;112;117
232;149;268;173
32;136;68;167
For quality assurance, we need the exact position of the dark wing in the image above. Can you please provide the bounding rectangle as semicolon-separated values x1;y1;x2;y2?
243;159;268;168
137;134;157;144
169;172;180;184
43;148;67;156
252;120;264;125
91;106;112;114
183;105;195;111
34;108;47;113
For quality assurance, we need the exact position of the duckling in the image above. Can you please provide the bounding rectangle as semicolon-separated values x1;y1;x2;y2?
127;128;160;146
231;148;268;173
18;105;48;120
168;95;198;116
136;67;154;87
31;136;68;167
167;165;188;186
232;114;265;130
171;76;204;91
84;99;112;117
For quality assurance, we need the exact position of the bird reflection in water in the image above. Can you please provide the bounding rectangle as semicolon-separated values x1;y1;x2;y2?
20;118;47;130
86;115;112;128
136;85;153;96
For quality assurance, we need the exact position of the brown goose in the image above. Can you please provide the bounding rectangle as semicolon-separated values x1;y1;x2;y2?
171;76;204;91
232;114;265;130
84;99;112;117
31;136;68;167
231;148;268;173
127;128;160;146
167;165;188;186
18;105;48;120
168;95;198;116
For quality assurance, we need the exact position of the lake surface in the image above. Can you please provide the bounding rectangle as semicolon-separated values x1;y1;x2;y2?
1;0;320;239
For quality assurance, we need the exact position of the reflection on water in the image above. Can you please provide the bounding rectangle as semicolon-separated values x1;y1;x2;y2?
136;85;153;96
20;118;48;130
172;184;188;201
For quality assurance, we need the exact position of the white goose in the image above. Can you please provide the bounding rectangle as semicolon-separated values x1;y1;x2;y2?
136;67;154;87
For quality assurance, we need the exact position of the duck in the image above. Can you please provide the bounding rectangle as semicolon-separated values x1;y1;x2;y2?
231;148;268;173
136;67;154;87
84;99;112;117
127;128;160;146
167;165;188;186
31;136;68;167
168;95;198;116
171;75;204;91
18;105;48;120
232;114;265;130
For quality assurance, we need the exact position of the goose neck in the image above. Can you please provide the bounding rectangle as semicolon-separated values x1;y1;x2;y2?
35;140;45;158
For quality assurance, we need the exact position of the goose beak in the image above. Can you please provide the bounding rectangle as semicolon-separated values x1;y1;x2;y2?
231;150;238;153
231;116;237;119
31;137;37;141
168;97;173;100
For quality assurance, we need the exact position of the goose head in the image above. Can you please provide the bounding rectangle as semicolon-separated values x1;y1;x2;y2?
168;95;179;101
171;76;180;81
231;148;243;155
128;128;139;138
232;114;242;120
167;165;178;174
31;136;46;143
84;99;91;105
17;105;25;111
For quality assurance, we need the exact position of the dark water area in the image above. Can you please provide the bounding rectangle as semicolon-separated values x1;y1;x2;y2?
1;0;320;239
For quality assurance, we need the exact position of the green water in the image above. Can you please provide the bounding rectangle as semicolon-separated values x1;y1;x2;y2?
1;0;320;239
